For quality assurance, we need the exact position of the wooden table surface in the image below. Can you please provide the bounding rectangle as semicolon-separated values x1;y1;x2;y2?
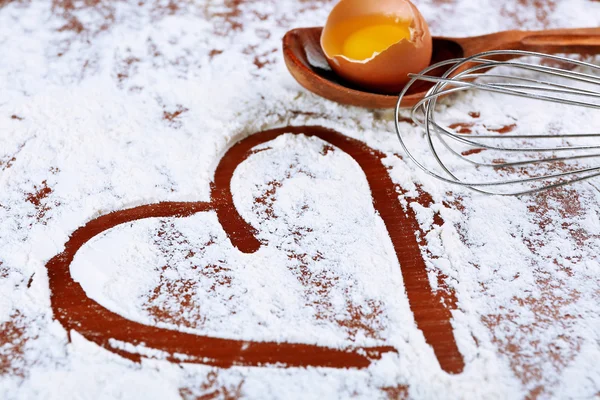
1;1;599;399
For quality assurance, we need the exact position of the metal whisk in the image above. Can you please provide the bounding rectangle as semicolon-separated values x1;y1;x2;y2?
395;50;600;196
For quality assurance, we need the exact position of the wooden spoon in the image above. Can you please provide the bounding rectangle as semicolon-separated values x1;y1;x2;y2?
282;27;600;109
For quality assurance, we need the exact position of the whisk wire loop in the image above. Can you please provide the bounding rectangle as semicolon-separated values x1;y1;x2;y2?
395;50;600;195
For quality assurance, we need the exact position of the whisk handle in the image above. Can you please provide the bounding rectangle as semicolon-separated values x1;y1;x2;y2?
454;27;600;57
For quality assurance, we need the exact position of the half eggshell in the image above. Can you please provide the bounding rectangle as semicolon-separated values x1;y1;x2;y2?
321;0;433;94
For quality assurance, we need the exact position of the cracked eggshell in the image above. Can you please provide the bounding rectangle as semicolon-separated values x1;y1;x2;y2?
321;0;433;94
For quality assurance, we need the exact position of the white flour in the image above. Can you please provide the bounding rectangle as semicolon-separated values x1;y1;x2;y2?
1;0;599;399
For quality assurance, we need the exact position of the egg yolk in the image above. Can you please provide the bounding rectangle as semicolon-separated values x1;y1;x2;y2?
341;23;411;61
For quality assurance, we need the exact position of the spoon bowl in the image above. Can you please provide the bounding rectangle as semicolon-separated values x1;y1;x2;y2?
282;27;600;109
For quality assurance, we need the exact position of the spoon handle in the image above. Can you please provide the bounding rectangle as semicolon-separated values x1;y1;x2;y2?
520;27;600;54
455;27;600;57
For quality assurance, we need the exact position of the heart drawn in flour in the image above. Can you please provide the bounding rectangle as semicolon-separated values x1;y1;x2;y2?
46;126;464;374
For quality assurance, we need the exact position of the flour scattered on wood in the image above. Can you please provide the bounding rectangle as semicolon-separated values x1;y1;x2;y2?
1;0;599;399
